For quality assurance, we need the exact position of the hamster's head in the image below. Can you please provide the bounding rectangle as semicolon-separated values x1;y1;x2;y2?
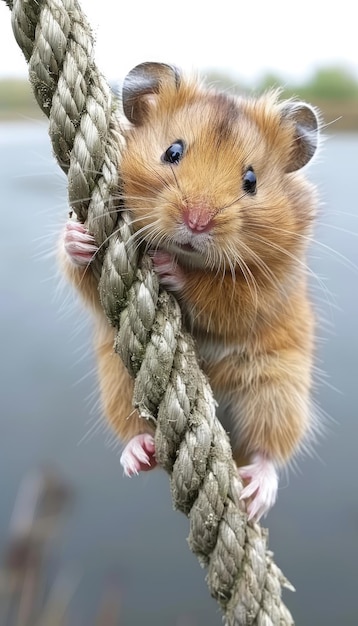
121;62;320;277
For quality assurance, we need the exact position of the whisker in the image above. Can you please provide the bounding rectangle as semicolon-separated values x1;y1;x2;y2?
222;190;250;211
249;221;358;274
315;222;358;238
127;220;165;252
235;238;282;295
229;245;259;321
323;210;358;220
245;231;335;312
169;164;182;193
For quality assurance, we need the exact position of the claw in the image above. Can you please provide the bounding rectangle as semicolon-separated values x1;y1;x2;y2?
238;453;278;521
151;249;186;292
120;434;156;477
64;220;98;266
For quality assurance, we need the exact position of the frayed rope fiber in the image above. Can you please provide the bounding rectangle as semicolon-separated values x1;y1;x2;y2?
3;0;295;623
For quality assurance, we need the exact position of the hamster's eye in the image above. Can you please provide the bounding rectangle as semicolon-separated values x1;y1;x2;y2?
243;167;257;194
161;140;185;165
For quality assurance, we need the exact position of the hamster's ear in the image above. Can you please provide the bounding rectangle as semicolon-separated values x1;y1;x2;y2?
122;62;181;125
280;101;319;172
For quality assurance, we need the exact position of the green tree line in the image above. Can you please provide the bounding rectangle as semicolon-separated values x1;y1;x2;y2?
1;64;357;130
205;65;358;132
257;66;358;100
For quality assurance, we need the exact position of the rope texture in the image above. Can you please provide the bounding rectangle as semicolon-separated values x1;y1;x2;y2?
4;1;295;623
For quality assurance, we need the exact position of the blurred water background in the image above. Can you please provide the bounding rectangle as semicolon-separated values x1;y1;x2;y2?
0;119;357;625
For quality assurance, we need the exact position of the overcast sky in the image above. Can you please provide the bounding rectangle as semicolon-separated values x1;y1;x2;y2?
0;0;356;86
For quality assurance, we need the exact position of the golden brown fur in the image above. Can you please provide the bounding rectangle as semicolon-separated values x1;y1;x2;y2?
60;63;320;474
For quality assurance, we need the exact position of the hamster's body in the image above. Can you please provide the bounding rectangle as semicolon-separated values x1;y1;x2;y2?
61;63;321;519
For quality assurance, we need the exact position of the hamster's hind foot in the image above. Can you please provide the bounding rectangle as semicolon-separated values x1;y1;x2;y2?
64;220;98;266
238;453;278;521
120;434;157;477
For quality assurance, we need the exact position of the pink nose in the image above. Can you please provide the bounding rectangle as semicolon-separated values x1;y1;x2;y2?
183;206;213;233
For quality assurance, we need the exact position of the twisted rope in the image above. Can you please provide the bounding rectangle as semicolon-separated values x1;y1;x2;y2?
4;1;295;623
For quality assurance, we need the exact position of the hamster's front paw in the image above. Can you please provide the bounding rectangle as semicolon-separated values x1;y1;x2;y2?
151;250;186;292
238;454;278;521
64;220;98;266
120;434;157;477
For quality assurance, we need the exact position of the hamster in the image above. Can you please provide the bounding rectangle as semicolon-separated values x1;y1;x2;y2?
60;62;321;520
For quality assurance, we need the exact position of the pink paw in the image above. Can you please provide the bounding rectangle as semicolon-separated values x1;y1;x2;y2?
64;220;98;266
120;434;157;477
151;250;186;292
238;454;278;521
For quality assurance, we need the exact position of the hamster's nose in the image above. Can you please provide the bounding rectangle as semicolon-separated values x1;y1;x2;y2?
183;204;213;233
